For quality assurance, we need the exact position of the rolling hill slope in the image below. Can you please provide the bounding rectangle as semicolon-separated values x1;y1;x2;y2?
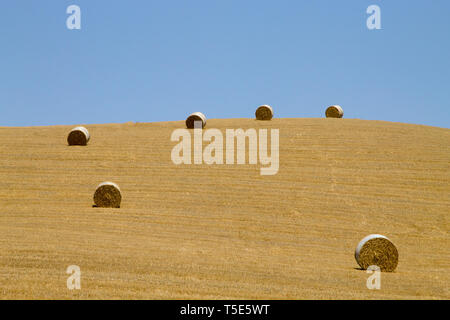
0;118;449;299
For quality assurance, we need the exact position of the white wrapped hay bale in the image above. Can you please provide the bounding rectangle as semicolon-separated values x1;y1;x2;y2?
255;105;273;120
186;112;207;129
93;182;122;208
67;126;90;146
355;234;399;272
325;105;344;118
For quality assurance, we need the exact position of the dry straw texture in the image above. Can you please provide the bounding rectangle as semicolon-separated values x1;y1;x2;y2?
186;112;207;129
355;234;399;272
255;105;273;120
0;119;448;299
93;182;122;208
325;105;344;118
67;126;90;146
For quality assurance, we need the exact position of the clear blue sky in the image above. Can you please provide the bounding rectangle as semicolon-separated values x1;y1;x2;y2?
1;1;449;128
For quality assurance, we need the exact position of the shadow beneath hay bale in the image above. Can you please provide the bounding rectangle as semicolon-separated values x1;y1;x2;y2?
92;204;120;208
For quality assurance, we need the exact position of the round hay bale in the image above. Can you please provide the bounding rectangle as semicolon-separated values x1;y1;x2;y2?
355;234;399;272
93;182;121;208
186;112;207;129
68;126;90;146
255;105;273;120
325;105;344;118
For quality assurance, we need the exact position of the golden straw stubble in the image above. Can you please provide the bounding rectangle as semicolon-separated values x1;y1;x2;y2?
93;182;122;208
186;112;207;129
255;105;273;120
355;234;399;272
67;126;90;146
325;105;344;118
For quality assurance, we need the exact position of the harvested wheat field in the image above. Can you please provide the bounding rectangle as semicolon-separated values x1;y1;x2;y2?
0;118;449;300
